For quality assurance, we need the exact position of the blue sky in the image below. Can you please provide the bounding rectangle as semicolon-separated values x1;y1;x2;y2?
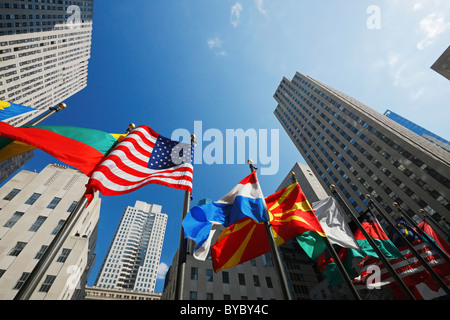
10;0;450;293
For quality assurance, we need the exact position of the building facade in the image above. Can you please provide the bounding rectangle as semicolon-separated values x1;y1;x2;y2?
274;72;450;225
384;109;450;153
84;285;162;300
0;0;94;126
93;201;167;293
162;233;284;300
0;164;101;300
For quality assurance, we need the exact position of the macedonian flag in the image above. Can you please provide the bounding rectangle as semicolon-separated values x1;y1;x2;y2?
211;182;327;272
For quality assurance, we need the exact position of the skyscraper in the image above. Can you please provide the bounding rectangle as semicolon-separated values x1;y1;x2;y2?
274;72;450;225
94;201;167;293
0;164;101;300
0;0;94;126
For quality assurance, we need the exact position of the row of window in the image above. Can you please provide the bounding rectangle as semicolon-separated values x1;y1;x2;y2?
189;267;274;288
3;188;78;210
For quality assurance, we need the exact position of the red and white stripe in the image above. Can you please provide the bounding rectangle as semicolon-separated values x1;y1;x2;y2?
353;240;450;291
86;125;193;196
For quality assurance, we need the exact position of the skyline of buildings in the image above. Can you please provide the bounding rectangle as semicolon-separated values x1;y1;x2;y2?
0;2;448;301
93;201;167;293
274;72;450;229
0;164;101;300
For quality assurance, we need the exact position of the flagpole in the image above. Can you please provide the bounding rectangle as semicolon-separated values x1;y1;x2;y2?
394;204;450;264
248;160;294;300
366;196;450;296
287;173;361;300
175;134;195;300
13;123;135;300
24;102;67;126
329;185;416;300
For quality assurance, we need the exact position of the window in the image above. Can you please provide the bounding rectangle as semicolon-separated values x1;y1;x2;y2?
265;276;273;288
238;273;245;286
29;216;46;232
189;291;197;300
35;245;48;259
206;269;213;282
67;201;77;212
56;248;71;263
3;211;24;228
253;275;260;287
13;272;30;290
3;188;20;200
39;275;56;293
9;241;27;256
47;197;62;209
190;267;198;280
222;271;229;284
206;293;213;300
25;193;41;205
51;220;65;235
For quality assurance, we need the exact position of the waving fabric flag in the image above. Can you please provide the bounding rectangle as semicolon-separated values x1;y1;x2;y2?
417;220;450;259
296;197;360;260
86;125;194;197
0;100;37;122
353;233;450;299
182;171;266;261
211;182;327;272
0;122;126;175
351;212;404;260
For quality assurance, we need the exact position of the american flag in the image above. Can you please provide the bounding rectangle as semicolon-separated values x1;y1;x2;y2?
86;125;194;196
353;239;450;299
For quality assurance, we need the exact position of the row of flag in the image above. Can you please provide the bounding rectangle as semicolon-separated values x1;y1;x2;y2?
1;101;449;300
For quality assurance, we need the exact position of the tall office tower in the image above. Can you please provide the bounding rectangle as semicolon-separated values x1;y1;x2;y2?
274;72;450;225
0;0;94;126
0;164;101;300
384;109;450;153
94;201;167;293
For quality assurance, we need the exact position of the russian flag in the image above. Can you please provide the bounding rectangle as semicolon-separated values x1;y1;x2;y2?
182;171;267;260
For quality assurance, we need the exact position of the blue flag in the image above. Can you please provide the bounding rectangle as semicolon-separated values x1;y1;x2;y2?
0;100;37;122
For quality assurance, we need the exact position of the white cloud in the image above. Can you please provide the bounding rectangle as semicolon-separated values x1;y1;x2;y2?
230;2;243;27
207;36;222;49
157;262;169;280
255;0;267;15
416;12;450;50
207;36;227;56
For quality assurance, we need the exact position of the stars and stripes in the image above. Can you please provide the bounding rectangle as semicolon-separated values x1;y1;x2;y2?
353;239;450;299
86;125;194;196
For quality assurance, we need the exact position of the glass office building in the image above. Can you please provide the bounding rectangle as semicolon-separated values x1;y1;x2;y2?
274;72;450;225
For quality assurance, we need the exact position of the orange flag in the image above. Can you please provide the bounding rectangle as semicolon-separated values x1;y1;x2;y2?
211;182;327;272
